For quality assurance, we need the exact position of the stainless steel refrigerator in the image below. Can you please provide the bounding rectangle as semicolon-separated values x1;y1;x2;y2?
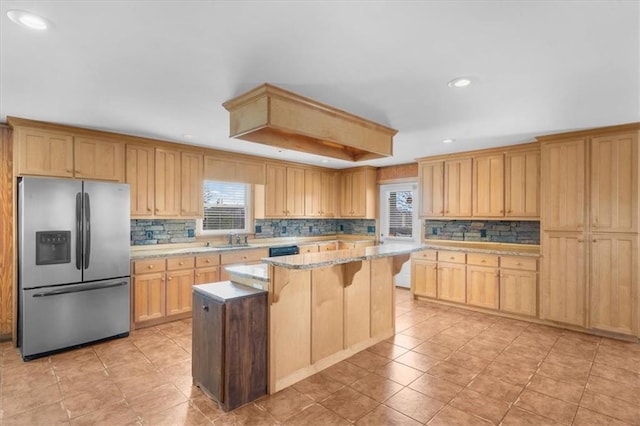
18;176;131;360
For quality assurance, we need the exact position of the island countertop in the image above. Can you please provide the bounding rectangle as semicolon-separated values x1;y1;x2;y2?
263;242;426;269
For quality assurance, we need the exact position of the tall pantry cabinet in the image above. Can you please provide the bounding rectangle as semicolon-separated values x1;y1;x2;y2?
539;125;639;336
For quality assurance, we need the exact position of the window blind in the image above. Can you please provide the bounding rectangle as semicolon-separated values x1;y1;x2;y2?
202;181;247;231
388;190;413;237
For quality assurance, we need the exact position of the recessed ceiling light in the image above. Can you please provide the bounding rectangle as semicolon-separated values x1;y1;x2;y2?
321;159;329;163
7;10;49;30
447;77;471;88
442;139;455;144
182;134;193;139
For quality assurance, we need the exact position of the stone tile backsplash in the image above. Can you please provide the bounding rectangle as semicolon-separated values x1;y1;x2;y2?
131;219;197;245
424;220;540;244
254;219;376;238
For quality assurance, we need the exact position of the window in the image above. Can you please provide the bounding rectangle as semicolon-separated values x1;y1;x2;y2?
387;190;414;238
197;181;251;235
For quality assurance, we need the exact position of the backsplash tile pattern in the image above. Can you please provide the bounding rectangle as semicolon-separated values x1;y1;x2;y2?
424;220;540;244
131;218;377;244
254;219;376;238
131;220;197;245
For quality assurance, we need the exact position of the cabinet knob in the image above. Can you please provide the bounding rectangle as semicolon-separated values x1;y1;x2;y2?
481;260;486;263
148;265;154;269
147;208;152;212
168;277;172;280
196;273;200;277
592;239;597;243
205;259;210;263
202;305;209;312
179;261;184;265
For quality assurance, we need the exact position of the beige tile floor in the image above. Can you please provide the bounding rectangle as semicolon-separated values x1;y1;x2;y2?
1;288;639;425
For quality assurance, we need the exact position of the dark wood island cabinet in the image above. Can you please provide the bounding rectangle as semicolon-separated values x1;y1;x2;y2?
192;281;268;412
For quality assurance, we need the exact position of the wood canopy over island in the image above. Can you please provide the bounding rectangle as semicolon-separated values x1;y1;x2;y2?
262;243;425;393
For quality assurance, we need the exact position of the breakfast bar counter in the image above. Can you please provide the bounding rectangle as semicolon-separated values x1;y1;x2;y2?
264;243;424;393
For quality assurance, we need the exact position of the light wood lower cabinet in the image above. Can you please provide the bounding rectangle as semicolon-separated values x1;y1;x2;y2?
132;253;221;328
541;232;587;327
589;233;638;335
411;249;539;317
500;256;538;316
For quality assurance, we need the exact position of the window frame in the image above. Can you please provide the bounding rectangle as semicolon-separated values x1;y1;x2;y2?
196;181;253;236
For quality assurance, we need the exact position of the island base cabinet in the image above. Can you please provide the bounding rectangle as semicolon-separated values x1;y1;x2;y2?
371;258;394;337
192;288;268;412
344;262;371;348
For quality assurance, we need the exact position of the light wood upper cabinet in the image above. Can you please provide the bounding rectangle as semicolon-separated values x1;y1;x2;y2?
340;167;377;218
541;139;587;231
505;149;540;218
15;128;75;178
204;156;265;185
589;233;638;335
155;148;182;217
264;164;305;217
473;154;504;217
419;161;444;217
74;137;124;182
126;144;155;217
541;232;587;327
180;152;203;218
304;170;336;217
444;158;472;217
590;133;638;233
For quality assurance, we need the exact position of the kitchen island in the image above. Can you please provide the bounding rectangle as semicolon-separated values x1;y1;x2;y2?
261;243;425;393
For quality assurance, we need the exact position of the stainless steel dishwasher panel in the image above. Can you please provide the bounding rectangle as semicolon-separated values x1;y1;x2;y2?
20;278;130;359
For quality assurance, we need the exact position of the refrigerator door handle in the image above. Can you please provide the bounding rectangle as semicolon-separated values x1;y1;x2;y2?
84;192;91;269
75;192;82;270
32;280;128;297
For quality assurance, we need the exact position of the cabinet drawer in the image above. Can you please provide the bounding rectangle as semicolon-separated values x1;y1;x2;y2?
438;251;466;264
412;250;437;261
196;254;220;267
167;256;195;270
467;253;499;267
133;258;166;274
221;248;269;265
298;244;319;254
501;256;537;271
318;242;337;251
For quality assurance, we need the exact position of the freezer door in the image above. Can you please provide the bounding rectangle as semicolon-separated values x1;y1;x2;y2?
20;278;130;359
19;177;83;288
82;181;131;282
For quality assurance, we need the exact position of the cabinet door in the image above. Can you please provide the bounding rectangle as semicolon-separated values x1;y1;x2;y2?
74;137;125;182
304;169;322;217
590;234;638;335
286;167;306;217
320;171;336;217
16;128;74;177
541;139;587;231
473;154;504;217
126;145;155;217
466;266;499;309
437;263;466;303
133;273;165;323
411;260;437;298
340;172;354;216
264;164;287;218
590;133;638;233
181;152;203;217
155;148;182;217
505;149;540;218
419;161;444;217
541;232;587;326
444;158;472;217
350;169;368;217
192;292;224;403
500;269;537;316
166;269;194;315
195;266;220;284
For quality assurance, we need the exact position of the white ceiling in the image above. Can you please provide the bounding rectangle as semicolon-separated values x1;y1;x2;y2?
1;1;639;169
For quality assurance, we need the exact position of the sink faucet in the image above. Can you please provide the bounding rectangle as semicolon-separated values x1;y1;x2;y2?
228;233;233;245
236;234;241;245
206;241;211;247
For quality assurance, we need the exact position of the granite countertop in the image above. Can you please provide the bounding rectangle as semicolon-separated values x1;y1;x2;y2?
264;242;426;270
225;264;269;282
130;237;375;260
419;240;540;257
